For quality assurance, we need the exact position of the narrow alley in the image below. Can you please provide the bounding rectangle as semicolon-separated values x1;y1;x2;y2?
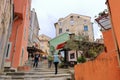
1;0;120;80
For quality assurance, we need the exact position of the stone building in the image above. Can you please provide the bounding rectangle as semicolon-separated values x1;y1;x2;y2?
54;13;94;42
27;8;41;59
39;34;51;55
28;8;40;47
0;0;13;70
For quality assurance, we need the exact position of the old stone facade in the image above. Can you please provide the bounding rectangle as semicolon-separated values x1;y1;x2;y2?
54;13;94;42
28;8;40;47
0;0;13;70
39;34;51;55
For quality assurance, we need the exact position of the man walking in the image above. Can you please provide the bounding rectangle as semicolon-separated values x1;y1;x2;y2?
33;51;40;68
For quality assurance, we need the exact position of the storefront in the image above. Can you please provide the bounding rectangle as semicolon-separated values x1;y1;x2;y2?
27;46;44;59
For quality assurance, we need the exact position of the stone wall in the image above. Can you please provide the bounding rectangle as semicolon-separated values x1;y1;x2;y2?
0;0;12;70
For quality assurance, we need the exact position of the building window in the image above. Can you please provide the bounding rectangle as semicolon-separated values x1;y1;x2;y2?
70;16;74;26
70;53;75;59
70;20;74;26
84;25;88;31
59;28;62;34
78;16;80;18
70;16;73;18
6;42;12;58
12;4;15;20
66;29;69;32
58;22;62;26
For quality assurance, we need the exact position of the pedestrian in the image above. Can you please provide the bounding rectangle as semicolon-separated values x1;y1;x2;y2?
47;55;53;68
53;52;60;74
33;51;40;68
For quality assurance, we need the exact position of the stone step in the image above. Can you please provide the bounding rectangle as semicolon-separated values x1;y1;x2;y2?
0;73;72;79
0;61;73;80
31;67;70;70
30;68;69;72
31;68;70;72
0;73;71;80
4;68;16;72
0;75;12;80
6;71;70;75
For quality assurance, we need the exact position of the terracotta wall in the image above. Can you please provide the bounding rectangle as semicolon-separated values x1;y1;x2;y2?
108;0;120;56
9;19;23;68
14;0;24;17
75;52;120;80
6;0;31;68
75;29;120;80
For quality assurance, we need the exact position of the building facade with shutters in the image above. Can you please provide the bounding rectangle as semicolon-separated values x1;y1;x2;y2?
54;13;94;42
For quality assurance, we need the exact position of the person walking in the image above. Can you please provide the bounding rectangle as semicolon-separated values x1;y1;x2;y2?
53;52;60;75
33;51;40;68
48;55;53;68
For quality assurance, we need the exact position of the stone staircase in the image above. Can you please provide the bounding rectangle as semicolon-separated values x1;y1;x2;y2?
0;61;73;80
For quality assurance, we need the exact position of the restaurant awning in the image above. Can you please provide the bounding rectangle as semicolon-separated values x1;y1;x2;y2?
56;42;66;50
27;46;44;54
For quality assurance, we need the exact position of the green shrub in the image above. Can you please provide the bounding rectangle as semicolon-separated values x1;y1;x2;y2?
77;56;86;63
89;49;97;58
59;62;64;68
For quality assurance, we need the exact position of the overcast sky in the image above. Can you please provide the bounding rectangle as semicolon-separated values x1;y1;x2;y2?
31;0;107;39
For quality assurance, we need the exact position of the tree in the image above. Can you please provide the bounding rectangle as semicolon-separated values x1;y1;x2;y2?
64;33;104;60
77;55;86;63
50;45;55;55
64;39;79;50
